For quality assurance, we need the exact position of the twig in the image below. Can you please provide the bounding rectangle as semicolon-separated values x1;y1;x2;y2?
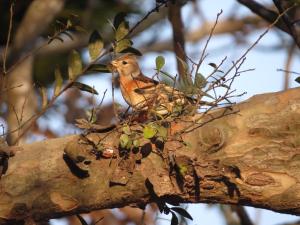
231;205;254;225
128;0;171;36
222;5;295;81
283;42;295;90
196;10;223;74
2;3;14;74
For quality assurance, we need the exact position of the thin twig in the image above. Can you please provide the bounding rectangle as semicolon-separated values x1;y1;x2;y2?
283;42;295;90
128;0;171;36
196;10;223;74
3;3;14;74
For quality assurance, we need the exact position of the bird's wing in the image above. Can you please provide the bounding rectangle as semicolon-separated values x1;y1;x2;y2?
133;74;158;94
133;74;159;85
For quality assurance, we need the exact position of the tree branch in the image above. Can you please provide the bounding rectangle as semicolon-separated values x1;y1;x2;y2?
1;87;300;223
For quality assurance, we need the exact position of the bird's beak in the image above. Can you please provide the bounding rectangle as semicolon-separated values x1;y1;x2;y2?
108;60;118;72
110;60;118;68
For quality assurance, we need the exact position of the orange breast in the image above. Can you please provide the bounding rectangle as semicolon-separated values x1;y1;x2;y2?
120;76;154;109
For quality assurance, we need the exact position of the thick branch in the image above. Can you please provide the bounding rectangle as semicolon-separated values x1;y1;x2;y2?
236;0;290;34
168;1;187;79
1;87;300;223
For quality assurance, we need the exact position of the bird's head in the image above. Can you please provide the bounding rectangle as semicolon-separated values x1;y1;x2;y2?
110;54;141;78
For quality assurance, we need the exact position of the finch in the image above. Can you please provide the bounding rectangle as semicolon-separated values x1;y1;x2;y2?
110;54;195;116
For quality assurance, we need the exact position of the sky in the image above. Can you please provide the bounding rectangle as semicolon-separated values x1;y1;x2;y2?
47;0;300;224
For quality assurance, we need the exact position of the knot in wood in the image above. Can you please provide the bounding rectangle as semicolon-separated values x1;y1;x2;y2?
245;172;275;186
198;126;225;153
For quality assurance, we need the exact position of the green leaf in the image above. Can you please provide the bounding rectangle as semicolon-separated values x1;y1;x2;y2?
76;215;89;225
86;64;110;73
122;125;131;135
115;21;129;41
176;56;193;88
133;139;140;148
156;56;165;71
71;82;98;95
143;125;157;139
68;50;82;80
120;134;130;148
156;125;168;140
176;56;188;73
113;12;127;29
171;207;193;220
88;30;103;61
120;47;142;56
171;212;179;225
85;109;97;124
115;38;132;53
183;141;192;148
295;76;300;84
54;66;63;96
194;73;207;89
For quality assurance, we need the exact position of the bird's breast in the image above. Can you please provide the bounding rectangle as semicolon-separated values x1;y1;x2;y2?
120;77;152;109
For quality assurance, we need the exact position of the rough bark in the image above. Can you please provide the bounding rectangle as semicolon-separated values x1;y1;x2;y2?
5;0;65;144
1;87;300;223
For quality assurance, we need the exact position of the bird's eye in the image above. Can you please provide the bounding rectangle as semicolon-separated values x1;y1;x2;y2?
122;61;128;65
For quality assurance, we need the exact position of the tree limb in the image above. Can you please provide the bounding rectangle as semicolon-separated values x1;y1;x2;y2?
1;87;300;223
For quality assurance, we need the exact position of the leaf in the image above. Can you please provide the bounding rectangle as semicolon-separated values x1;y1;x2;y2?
120;47;142;56
76;214;89;225
68;50;82;80
183;141;192;148
208;62;223;73
156;56;165;71
194;73;207;89
176;56;188;73
115;38;132;53
133;139;140;148
74;25;87;33
120;134;130;148
295;76;300;84
40;87;48;109
88;30;103;61
143;125;157;139
71;82;98;95
86;64;110;73
66;19;72;29
208;62;217;69
176;56;193;87
122;125;131;135
115;21;129;41
171;207;193;220
170;212;179;225
54;66;63;96
156;125;168;140
85;108;97;123
113;12;127;29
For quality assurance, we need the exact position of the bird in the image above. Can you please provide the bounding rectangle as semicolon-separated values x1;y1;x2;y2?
110;54;195;117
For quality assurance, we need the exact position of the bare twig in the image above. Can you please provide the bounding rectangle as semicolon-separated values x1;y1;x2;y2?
283;43;296;90
2;3;14;74
231;206;254;225
196;10;223;74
